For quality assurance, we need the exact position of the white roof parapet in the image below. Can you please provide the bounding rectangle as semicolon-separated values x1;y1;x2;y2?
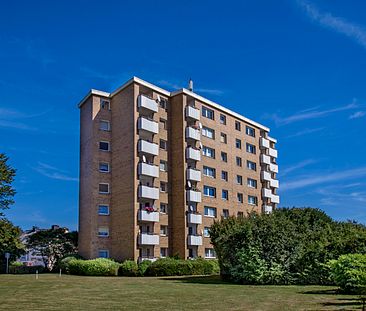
78;89;110;108
268;136;277;143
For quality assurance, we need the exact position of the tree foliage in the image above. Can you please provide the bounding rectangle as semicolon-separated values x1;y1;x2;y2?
27;228;78;271
210;207;366;285
0;153;16;216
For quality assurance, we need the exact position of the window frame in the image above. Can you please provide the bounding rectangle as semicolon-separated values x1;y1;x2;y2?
99;183;110;194
203;186;216;198
99;162;110;173
99;141;110;151
98;204;110;215
99;120;110;131
202;106;214;120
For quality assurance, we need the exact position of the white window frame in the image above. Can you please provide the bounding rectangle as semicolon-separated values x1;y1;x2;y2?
246;126;255;137
236;175;243;185
99;162;110;173
99;183;110;194
99;120;110;131
247;178;257;188
220;114;226;125
160;160;168;172
160;182;167;193
203;227;210;237
160;139;167;150
160;203;167;214
98;204;110;215
204;206;217;218
202;106;214;120
221;171;228;181
202;126;215;139
248;195;258;206
222;189;229;200
237;193;243;203
160;247;168;258
98;250;109;258
203;166;216;178
202;146;215;158
236;157;242;167
246;143;256;154
98;227;109;237
236;139;242;149
100;100;110;110
160;225;168;236
205;248;216;259
203;186;216;198
221;152;227;162
99;141;110;151
247;161;257;171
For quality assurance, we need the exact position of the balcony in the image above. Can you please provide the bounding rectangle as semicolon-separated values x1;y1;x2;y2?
186;190;201;203
260;154;271;165
271;194;280;204
261;171;271;182
270;178;279;188
138;140;159;156
138;117;159;134
138;257;158;263
269;163;279;173
263;205;273;214
269;148;278;158
186;147;201;161
138;233;159;245
187;235;203;246
262;188;272;199
138;210;160;222
187;168;201;182
138;185;159;200
187;213;202;224
185;106;200;121
138;162;159;178
186;127;200;141
260;137;270;148
138;95;158;113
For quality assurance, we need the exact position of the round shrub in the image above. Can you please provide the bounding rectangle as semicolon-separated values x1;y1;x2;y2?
58;255;81;274
119;260;139;276
68;258;120;276
138;260;152;276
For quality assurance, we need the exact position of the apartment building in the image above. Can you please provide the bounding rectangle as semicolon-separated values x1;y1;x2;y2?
78;77;279;262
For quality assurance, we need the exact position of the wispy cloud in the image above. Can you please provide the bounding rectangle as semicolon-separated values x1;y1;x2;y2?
157;80;224;95
281;166;366;191
0;107;51;131
349;111;366;119
286;127;324;138
280;159;318;177
317;183;366;206
297;0;366;49
267;101;357;126
0;120;36;131
195;88;224;96
33;162;78;182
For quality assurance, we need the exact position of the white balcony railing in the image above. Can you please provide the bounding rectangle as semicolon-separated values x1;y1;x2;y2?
260;137;270;148
269;148;278;158
271;194;280;204
263;205;273;214
186;127;201;141
138;185;159;200
138;140;159;156
187;235;203;246
187;168;201;182
186;190;202;203
138;95;158;113
261;171;272;182
262;188;272;199
138;117;159;134
138;257;158;263
138;162;159;178
187;213;202;224
186;147;201;161
270;179;279;188
138;233;159;245
269;163;279;173
185;106;200;121
138;210;160;222
260;154;271;165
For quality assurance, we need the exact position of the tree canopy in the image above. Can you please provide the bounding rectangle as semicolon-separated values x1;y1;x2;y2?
0;153;16;216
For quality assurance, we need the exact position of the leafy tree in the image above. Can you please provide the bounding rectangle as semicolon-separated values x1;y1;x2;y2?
0;153;16;216
0;219;25;272
27;228;78;271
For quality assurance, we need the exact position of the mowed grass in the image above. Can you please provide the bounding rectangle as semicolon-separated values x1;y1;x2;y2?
0;274;362;311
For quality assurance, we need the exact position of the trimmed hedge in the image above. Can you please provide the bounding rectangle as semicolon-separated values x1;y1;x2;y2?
138;260;152;276
118;260;139;276
58;255;83;274
68;258;120;276
9;265;45;274
145;258;220;276
329;254;366;294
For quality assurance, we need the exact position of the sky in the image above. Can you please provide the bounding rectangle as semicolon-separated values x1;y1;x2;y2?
0;0;365;230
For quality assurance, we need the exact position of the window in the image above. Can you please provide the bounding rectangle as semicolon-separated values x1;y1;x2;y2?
159;98;168;109
247;160;257;171
222;209;229;218
204;206;217;217
205;248;216;258
203;166;216;178
221;152;227;162
99;162;109;173
160;160;167;171
203;227;210;237
246;143;256;154
98;250;109;258
99;141;110;151
247;178;257;188
160;248;168;257
98;205;109;215
202;126;215;139
160;203;167;214
98;227;109;237
237;193;243;203
220;114;226;125
248;195;258;205
220;132;227;144
222;190;229;200
100;100;110;110
160;182;167;192
221;171;228;181
237;212;244;217
204;186;216;197
202;146;215;158
99;183;109;194
159;118;167;130
236;157;242;167
202;106;214;120
236;139;242;149
99;120;110;131
160;139;167;150
246;126;255;137
160;225;168;236
235;121;241;131
236;175;243;185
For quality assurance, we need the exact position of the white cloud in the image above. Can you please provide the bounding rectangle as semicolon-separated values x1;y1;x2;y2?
286;127;324;138
280;159;318;177
33;162;78;182
349;111;366;119
157;80;224;95
297;0;366;49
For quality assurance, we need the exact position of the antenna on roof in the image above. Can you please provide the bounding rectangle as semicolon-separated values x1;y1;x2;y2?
188;78;193;92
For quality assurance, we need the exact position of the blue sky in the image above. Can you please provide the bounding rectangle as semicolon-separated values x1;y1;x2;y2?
1;0;365;230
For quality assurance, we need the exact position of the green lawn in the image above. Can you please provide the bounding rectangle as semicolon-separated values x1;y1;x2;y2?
0;274;362;311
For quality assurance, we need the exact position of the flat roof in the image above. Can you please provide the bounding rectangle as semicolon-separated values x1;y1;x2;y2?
77;76;270;132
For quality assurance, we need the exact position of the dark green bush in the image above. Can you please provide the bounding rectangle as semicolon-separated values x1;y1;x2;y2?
138;260;152;276
329;254;366;293
145;258;220;276
9;265;45;274
68;258;120;276
58;255;83;273
118;260;139;276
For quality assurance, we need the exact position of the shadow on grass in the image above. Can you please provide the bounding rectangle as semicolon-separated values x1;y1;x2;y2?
160;275;234;285
302;289;363;309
